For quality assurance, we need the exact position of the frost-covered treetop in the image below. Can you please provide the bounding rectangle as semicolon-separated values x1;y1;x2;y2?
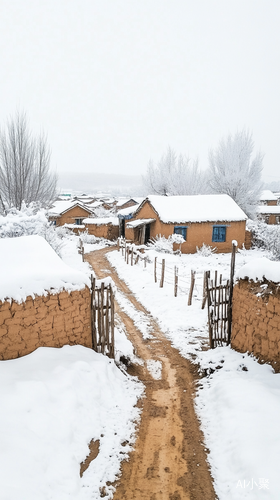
0;235;90;303
141;194;247;223
237;257;280;283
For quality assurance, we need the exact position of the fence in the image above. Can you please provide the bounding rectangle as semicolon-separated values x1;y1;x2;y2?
117;237;209;306
90;275;115;358
117;238;237;349
206;244;236;348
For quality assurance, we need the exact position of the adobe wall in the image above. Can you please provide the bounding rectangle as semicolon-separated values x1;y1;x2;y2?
57;206;91;226
0;287;92;360
126;201;246;253
231;279;280;372
85;223;119;240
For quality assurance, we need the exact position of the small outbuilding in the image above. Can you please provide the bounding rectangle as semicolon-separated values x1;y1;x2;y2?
83;217;119;240
124;194;247;253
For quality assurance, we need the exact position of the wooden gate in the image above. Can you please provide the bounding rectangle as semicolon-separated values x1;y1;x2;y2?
206;272;231;347
206;243;236;348
90;276;115;358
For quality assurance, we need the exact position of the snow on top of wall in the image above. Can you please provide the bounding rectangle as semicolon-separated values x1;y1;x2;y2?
0;235;90;303
145;194;247;223
236;257;280;283
260;190;278;201
83;217;119;226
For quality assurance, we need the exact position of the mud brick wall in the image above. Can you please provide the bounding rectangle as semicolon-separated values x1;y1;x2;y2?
0;287;92;360
231;279;280;372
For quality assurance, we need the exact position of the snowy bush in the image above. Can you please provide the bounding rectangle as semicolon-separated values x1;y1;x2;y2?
147;233;185;253
196;243;217;256
147;235;173;253
0;204;69;256
247;219;280;260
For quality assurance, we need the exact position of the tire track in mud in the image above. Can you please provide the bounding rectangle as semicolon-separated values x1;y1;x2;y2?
85;247;217;500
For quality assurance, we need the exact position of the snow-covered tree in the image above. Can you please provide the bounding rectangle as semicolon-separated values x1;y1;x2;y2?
208;130;263;218
143;147;208;195
0;112;57;213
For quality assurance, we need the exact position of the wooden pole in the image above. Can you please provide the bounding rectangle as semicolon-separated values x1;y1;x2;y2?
206;273;214;349
110;284;115;359
202;271;208;309
174;266;178;297
131;247;133;266
117;238;120;251
227;242;237;345
188;270;196;305
160;259;165;288
91;275;97;351
154;257;157;283
100;282;105;354
144;256;147;268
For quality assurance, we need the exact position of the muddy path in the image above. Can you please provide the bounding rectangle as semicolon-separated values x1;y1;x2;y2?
85;247;216;500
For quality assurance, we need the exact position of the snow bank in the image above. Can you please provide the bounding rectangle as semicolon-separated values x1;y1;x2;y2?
236;257;280;283
146;194;247;223
0;235;90;302
0;345;143;500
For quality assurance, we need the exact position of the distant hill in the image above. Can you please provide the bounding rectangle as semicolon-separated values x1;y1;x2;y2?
57;172;146;196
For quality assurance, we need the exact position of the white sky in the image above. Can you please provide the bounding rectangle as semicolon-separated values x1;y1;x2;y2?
0;0;279;182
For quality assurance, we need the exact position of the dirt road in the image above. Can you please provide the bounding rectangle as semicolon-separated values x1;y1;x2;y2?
85;247;216;500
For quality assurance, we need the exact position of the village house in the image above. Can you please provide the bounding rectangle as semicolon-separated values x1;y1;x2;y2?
48;200;93;228
123;194;247;253
256;190;280;224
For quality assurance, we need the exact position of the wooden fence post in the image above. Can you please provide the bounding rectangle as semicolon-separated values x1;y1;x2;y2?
154;257;157;283
174;266;178;297
131;247;133;266
110;284;115;359
160;259;165;288
227;241;237;345
144;256;147;268
91;275;97;351
188;270;196;305
202;271;208;309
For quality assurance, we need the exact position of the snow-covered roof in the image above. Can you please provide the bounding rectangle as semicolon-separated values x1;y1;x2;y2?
237;257;280;283
116;198;137;208
117;204;140;217
0;235;90;303
83;217;119;226
126;218;156;229
138;194;247;223
257;206;280;215
48;201;92;217
259;190;278;202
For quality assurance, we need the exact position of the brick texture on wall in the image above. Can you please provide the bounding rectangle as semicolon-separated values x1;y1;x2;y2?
231;279;280;372
0;287;92;360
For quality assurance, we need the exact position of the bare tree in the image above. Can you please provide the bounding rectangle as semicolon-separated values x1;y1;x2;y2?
0;112;57;212
143;146;207;195
208;129;263;218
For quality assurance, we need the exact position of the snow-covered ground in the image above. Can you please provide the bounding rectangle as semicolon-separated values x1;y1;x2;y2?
0;345;143;500
107;245;280;500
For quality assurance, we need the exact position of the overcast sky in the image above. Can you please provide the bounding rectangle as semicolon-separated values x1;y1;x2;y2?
0;0;279;183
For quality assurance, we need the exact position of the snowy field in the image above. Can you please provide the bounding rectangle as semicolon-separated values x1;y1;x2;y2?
107;245;280;500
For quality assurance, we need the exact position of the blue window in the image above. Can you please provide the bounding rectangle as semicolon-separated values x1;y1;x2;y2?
212;225;226;242
174;226;187;240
